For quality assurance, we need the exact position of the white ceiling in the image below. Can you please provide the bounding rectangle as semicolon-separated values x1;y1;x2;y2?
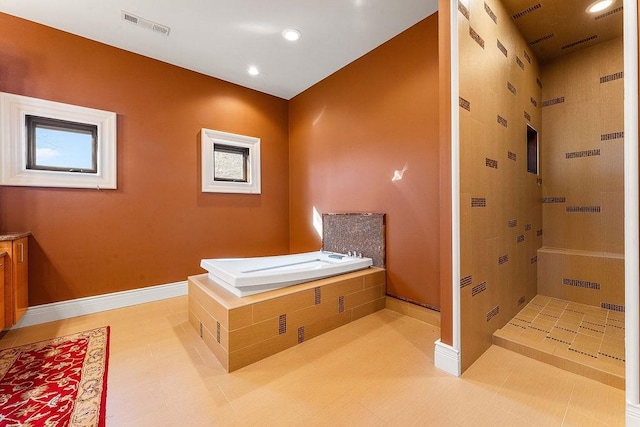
0;0;439;100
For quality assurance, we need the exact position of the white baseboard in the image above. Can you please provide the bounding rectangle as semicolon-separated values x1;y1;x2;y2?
434;339;461;377
628;402;640;426
12;281;188;329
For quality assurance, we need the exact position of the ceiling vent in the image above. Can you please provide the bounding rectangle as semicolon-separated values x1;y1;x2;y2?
121;11;170;36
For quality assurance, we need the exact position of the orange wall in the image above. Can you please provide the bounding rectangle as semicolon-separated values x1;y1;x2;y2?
288;15;441;308
0;13;290;305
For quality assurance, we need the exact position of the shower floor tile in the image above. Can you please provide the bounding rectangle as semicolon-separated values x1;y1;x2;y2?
493;295;625;389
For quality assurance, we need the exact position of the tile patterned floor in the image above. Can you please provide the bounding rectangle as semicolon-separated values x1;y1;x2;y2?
0;296;626;426
494;294;625;389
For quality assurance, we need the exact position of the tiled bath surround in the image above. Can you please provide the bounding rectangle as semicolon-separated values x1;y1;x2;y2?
188;268;386;371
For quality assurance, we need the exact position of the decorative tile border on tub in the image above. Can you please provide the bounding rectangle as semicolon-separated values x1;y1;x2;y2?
278;314;287;335
322;213;386;267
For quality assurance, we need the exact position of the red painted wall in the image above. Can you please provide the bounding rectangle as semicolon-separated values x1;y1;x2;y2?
0;13;290;305
288;15;441;308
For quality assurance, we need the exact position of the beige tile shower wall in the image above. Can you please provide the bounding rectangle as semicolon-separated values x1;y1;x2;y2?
458;0;543;371
539;37;624;309
537;248;624;309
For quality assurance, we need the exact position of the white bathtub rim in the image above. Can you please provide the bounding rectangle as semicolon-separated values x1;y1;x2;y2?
208;266;372;297
201;250;373;288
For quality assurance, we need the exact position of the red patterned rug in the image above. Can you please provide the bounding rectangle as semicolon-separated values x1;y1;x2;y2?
0;326;110;427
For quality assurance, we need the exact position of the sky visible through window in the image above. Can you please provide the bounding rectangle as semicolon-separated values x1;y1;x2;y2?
35;127;93;169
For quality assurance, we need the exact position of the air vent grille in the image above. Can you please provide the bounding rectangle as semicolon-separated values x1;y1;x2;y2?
121;11;170;36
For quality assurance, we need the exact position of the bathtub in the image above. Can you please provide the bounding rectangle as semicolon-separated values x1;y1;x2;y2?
200;250;373;297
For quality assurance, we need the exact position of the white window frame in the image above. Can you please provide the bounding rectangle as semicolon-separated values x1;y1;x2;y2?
0;92;117;189
201;128;261;194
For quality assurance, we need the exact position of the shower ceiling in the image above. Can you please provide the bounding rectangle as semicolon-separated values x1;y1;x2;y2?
500;0;623;63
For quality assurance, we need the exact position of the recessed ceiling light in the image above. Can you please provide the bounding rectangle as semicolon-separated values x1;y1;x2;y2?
282;28;301;42
586;0;615;13
247;66;259;76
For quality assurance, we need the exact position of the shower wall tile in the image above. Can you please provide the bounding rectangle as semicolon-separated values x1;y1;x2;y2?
537;248;624;308
541;36;624;256
459;0;542;370
601;193;624;254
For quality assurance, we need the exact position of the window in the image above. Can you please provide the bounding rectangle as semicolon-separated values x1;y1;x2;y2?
527;124;538;174
201;128;261;194
26;115;98;173
0;92;117;189
214;144;249;182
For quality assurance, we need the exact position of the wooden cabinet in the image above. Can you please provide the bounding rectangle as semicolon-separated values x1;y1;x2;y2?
0;233;29;328
0;254;5;330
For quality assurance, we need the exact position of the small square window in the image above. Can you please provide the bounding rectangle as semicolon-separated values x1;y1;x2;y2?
201;128;261;194
26;115;98;174
214;144;249;182
0;92;117;189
